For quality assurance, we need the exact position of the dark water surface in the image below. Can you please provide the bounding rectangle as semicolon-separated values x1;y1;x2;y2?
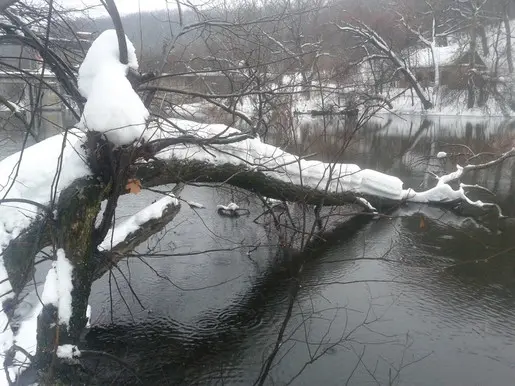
3;114;515;385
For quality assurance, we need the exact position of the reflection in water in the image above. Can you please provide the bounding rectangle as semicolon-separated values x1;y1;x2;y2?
3;114;515;385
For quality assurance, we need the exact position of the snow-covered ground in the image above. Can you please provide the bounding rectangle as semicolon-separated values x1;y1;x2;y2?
380;87;511;117
174;84;512;121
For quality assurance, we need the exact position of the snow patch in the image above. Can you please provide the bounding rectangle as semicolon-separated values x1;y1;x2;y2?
0;130;89;252
187;201;205;209
56;344;81;359
86;304;92;328
41;249;74;325
356;197;377;212
56;249;73;325
217;202;240;211
436;151;447;159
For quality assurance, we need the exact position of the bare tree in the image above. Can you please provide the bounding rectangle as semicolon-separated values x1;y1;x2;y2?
396;0;464;106
334;18;434;109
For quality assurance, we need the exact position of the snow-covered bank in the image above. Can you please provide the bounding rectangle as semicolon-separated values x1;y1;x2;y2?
294;86;513;117
173;86;513;124
380;87;512;117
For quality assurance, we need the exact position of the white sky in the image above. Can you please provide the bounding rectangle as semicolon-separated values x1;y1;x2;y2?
61;0;171;17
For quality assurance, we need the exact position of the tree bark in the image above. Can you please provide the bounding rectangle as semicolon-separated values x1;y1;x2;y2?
133;158;392;210
2;219;50;296
35;178;104;369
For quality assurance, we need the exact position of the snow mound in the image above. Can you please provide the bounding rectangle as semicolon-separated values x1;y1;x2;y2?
78;29;149;146
78;29;138;99
187;201;205;209
217;202;240;211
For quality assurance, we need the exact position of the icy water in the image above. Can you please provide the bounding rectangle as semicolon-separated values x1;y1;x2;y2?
3;114;515;385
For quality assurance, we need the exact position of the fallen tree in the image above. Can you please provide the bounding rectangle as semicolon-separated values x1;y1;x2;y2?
0;1;513;384
1;103;513;383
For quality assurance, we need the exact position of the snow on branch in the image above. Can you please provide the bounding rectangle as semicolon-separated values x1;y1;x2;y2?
93;195;181;281
150;119;404;203
99;195;179;251
0;130;89;253
436;147;515;186
78;30;148;146
141;118;508;215
56;344;81;359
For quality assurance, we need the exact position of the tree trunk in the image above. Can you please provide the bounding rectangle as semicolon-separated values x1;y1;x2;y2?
35;178;104;370
478;25;489;56
504;3;513;74
468;14;478;109
430;42;440;107
403;68;433;110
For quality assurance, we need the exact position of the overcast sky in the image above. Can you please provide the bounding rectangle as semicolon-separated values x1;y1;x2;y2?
61;0;171;17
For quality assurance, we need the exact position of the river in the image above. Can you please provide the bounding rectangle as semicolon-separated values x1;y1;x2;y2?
2;113;515;385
